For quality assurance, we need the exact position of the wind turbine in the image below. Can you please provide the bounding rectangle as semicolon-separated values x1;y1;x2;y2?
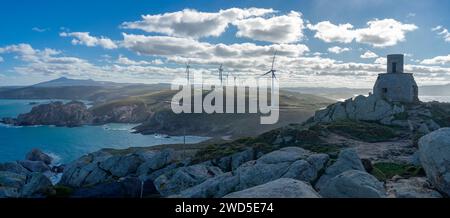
260;50;278;91
185;61;191;84
218;64;224;86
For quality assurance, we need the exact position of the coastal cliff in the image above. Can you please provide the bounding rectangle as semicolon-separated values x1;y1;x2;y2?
1;101;151;127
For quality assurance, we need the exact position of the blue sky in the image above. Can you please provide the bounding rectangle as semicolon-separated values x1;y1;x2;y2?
0;0;450;87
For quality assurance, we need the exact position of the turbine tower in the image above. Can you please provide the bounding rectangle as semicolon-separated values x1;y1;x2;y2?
218;64;224;86
185;62;191;84
261;50;278;91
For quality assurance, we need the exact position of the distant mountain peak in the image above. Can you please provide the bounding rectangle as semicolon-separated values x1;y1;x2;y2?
32;77;119;87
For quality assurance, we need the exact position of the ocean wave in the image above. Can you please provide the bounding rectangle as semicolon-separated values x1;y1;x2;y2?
0;123;23;128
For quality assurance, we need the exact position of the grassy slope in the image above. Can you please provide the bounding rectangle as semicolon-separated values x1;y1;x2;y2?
119;88;335;139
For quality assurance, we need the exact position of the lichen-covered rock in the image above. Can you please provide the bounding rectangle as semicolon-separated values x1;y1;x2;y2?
0;162;30;175
179;172;240;198
282;160;317;183
314;95;405;124
224;178;320;198
18;160;50;173
71;177;143;198
154;164;223;196
59;151;113;187
0;171;27;188
386;177;442;198
0;187;20;198
235;161;291;191
20;173;55;198
418;128;450;196
257;147;310;164
319;170;386;198
315;148;365;191
26;148;53;165
136;149;177;176
99;153;145;178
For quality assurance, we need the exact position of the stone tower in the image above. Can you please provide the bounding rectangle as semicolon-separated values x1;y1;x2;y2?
373;54;419;103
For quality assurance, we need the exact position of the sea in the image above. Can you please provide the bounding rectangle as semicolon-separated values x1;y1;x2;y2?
0;99;208;164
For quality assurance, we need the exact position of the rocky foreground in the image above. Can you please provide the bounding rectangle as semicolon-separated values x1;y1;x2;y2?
1;127;449;198
1;95;450;198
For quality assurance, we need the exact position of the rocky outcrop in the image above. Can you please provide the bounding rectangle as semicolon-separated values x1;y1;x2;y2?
224;178;320;198
18;160;51;173
319;170;386;198
386;177;442;198
20;173;55;198
154;164;223;197
313;95;440;134
315;148;365;191
58;148;181;197
26;148;53;165
71;177;143;198
179;147;329;198
418;128;450;196
314;95;404;123
1;100;151;128
91;101;151;124
0;149;61;198
2;101;93;127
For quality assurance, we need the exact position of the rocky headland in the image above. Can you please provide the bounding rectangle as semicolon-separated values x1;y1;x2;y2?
1;101;151;127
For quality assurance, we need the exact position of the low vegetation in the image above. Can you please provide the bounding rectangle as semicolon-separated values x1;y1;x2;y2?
324;120;399;143
371;162;424;181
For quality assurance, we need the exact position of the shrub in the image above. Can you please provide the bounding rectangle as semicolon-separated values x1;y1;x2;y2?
371;162;424;181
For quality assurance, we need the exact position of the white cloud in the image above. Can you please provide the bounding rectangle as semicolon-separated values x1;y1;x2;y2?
308;18;418;47
432;26;450;42
327;46;350;54
60;32;118;49
121;8;274;39
121;33;309;61
307;21;355;43
374;57;387;64
360;51;378;59
0;56;3;62
116;55;164;65
234;11;304;43
421;55;450;65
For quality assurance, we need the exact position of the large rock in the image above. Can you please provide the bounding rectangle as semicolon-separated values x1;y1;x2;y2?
0;171;27;188
235;161;291;191
319;170;386;198
257;147;310;164
20;173;55;198
418;128;450;196
386;177;442;198
0;187;19;198
71;177;144;198
99;153;145;178
314;95;405;124
224;178;320;198
18;160;50;173
0;162;30;175
179;172;240;198
315;148;365;191
136;149;177;177
180;148;328;198
212;148;256;172
59;151;113;187
154;164;223;196
26;148;53;165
